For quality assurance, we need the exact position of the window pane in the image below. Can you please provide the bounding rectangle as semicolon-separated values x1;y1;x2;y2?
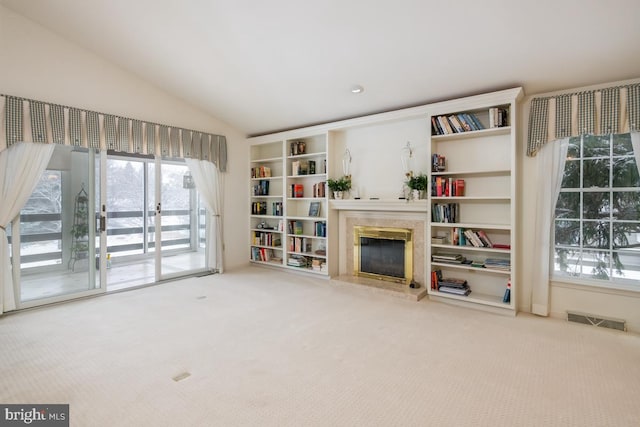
612;156;640;187
567;138;580;159
583;158;610;188
612;222;640;249
612;250;640;281
561;160;580;188
614;192;640;221
581;250;611;280
582;192;609;219
582;221;609;249
554;247;580;276
106;159;145;256
556;192;580;219
612;133;633;156
583;134;610;157
20;170;62;268
555;220;580;245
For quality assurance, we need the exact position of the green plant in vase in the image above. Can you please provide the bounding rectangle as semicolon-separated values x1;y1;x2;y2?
407;173;428;199
327;176;352;199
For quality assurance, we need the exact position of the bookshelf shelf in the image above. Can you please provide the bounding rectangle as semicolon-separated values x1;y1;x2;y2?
431;262;511;275
251;176;282;181
250;228;283;233
251;156;282;163
431;126;511;141
249;135;329;275
431;169;511;177
431;244;510;254
428;88;522;315
429;289;510;309
430;222;511;230
431;196;510;202
287;173;328;179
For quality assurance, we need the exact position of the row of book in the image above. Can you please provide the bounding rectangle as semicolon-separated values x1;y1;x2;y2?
289;184;304;198
288;183;327;198
251;201;283;216
489;108;509;128
433;177;465;197
287;220;327;237
451;227;492;247
291;160;318;176
484;258;511;271
252;231;281;247
312;182;326;198
314;221;327;237
253;180;270;196
251;166;272;178
251;247;281;263
431;203;458;223
290;236;312;254
431;113;485;135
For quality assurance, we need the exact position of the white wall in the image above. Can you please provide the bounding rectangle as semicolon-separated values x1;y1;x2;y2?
519;78;640;333
330;118;431;199
0;5;248;271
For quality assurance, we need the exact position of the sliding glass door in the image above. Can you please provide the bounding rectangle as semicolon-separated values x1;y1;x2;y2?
157;161;207;280
16;146;105;306
12;150;209;309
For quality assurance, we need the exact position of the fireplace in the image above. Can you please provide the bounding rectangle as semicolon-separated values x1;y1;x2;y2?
354;226;413;285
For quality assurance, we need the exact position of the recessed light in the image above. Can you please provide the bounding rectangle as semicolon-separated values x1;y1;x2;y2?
351;85;364;94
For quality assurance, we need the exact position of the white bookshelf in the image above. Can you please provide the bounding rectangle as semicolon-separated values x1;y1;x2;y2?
427;88;523;315
248;135;329;275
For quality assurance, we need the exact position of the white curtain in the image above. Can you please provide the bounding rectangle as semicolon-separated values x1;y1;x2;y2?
631;132;640;175
185;159;224;273
531;137;570;316
0;142;55;313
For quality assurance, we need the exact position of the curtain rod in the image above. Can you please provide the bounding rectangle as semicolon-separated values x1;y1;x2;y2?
0;93;224;138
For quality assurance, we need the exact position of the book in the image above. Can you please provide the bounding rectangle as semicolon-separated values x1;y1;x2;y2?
293;184;304;198
308;201;321;217
476;230;493;247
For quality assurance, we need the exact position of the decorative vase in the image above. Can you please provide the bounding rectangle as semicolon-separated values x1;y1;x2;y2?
411;189;420;200
334;191;343;200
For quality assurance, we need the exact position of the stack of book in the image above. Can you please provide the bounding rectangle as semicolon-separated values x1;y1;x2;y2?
438;277;471;296
311;259;325;272
484;258;511;271
287;255;308;268
431;253;465;264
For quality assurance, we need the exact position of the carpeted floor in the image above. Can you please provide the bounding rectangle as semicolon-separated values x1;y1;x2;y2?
1;266;639;426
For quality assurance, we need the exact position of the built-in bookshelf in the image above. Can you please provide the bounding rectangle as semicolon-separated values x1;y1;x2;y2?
249;141;285;266
249;135;329;274
427;88;523;315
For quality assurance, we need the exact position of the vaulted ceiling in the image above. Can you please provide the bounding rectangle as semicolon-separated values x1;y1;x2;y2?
2;0;640;136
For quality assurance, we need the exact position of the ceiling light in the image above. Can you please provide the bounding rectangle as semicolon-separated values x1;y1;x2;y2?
351;85;364;94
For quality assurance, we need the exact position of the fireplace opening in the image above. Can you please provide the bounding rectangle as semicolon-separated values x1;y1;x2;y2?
354;226;413;285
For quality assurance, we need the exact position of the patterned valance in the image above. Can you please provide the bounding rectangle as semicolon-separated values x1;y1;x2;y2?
0;94;227;171
527;83;640;156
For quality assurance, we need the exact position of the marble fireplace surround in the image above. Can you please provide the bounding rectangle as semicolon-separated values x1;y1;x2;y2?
330;200;428;299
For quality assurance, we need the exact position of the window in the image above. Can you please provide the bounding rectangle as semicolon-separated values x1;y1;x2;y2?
554;133;640;286
19;170;63;268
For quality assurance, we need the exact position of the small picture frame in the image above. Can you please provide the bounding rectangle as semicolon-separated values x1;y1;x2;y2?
308;201;321;217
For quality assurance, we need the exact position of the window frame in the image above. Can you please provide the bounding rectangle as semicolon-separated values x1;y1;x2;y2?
551;133;640;292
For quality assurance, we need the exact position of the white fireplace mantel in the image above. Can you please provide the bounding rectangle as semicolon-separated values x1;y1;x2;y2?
330;199;428;212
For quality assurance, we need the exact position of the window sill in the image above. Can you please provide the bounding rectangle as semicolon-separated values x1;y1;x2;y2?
551;276;640;298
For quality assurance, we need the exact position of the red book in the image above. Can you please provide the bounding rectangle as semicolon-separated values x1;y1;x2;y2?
294;184;304;198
